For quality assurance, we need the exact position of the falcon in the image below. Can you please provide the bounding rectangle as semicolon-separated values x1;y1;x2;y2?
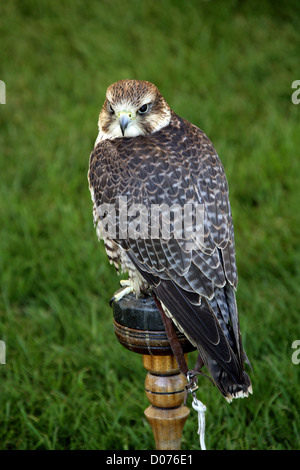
88;79;252;402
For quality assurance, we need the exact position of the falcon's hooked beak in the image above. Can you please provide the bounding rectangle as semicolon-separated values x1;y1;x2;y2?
118;111;134;136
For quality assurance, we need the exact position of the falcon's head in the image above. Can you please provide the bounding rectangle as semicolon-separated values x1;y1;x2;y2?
96;80;172;144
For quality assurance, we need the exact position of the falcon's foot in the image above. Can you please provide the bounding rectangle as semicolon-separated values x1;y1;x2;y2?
109;279;134;305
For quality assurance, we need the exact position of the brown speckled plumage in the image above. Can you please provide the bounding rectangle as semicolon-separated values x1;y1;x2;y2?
88;80;252;401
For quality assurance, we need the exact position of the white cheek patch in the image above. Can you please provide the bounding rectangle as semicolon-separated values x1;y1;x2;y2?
94;121;123;146
123;122;145;137
95;120;146;145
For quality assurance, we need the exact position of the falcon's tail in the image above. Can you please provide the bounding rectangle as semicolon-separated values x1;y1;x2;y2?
198;347;252;402
154;280;252;402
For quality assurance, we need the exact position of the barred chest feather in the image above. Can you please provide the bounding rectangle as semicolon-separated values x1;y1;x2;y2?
92;199;149;295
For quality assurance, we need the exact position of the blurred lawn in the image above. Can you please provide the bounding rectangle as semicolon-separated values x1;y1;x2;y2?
0;0;300;450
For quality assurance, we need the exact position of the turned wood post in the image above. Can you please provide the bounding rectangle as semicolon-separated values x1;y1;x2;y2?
112;293;196;450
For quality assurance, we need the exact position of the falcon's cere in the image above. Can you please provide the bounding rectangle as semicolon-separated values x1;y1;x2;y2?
88;79;252;402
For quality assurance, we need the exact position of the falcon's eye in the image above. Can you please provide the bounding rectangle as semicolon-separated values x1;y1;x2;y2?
138;104;149;114
108;102;114;114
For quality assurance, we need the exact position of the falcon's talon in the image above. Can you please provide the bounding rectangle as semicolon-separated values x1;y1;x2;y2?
110;285;134;305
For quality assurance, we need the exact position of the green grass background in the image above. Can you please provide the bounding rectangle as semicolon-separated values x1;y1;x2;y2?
0;0;300;450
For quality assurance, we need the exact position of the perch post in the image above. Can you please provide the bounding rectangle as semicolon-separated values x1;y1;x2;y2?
112;293;196;450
